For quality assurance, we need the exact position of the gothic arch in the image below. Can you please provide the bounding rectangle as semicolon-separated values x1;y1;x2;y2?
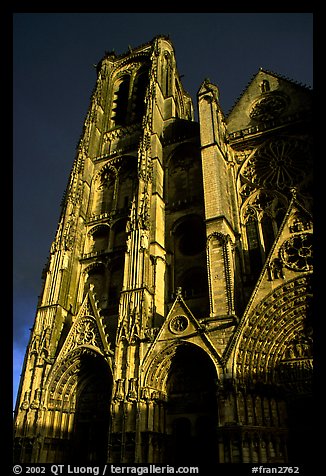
230;273;313;464
86;224;110;254
83;261;106;275
88;223;111;236
161;51;172;96
83;262;107;304
165;143;203;206
91;157;137;219
111;74;131;126
240;189;288;225
47;346;110;405
110;62;150;127
44;347;113;462
143;342;219;465
93;161;119;185
143;340;219;395
91;163;118;217
240;189;288;277
232;274;313;388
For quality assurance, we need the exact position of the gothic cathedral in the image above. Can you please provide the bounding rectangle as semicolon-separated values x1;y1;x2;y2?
14;36;313;466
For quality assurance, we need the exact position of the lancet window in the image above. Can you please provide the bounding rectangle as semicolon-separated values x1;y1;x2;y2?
242;190;287;276
110;65;150;127
112;75;130;126
166;144;204;208
92;167;116;218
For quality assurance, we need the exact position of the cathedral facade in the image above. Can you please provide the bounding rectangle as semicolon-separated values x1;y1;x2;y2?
14;36;313;466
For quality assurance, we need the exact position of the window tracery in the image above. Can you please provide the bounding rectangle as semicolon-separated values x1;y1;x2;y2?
242;190;287;270
249;92;288;121
241;138;311;192
167;144;203;207
280;233;313;272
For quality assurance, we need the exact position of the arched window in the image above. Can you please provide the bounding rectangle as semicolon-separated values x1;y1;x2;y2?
167;144;204;208
243;191;287;276
245;216;262;278
261;79;270;93
112;75;130;126
111;66;150;127
92;167;116;217
162;52;172;97
88;226;109;254
131;66;149;122
84;263;106;305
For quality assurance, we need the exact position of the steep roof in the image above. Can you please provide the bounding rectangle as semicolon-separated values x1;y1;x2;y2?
226;68;312;134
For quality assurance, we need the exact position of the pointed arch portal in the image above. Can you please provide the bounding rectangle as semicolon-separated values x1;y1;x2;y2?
165;343;218;466
46;348;113;463
71;351;112;463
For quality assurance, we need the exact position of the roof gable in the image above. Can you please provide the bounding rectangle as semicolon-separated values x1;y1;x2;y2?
55;285;113;362
226;69;312;134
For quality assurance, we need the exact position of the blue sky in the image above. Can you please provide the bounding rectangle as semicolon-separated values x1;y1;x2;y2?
13;12;313;408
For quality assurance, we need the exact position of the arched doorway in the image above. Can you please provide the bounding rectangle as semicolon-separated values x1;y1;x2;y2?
165;344;218;466
70;351;112;463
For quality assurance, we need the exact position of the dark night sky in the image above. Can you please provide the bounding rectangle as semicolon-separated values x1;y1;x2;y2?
13;12;313;407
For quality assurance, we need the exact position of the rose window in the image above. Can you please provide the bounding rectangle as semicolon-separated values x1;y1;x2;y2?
280;233;313;272
249;93;288;121
241;138;311;192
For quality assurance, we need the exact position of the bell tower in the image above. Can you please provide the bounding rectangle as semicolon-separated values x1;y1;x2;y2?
13;35;200;464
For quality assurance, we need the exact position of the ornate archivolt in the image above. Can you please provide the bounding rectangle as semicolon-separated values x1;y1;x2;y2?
140;294;222;401
43;288;114;412
232;274;312;391
46;346;111;413
141;340;220;403
142;341;181;400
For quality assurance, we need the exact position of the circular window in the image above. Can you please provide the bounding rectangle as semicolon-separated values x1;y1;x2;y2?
280;233;313;272
241;138;312;192
170;315;189;334
249;92;288;121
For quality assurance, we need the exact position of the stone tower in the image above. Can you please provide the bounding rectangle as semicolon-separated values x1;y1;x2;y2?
14;36;313;466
